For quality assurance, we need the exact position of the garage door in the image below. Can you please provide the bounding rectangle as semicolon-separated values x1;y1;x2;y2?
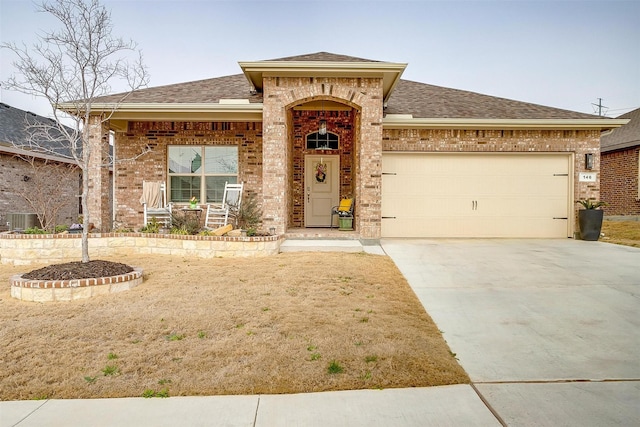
381;153;572;238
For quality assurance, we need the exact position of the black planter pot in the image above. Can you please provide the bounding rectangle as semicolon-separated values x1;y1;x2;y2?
578;209;604;241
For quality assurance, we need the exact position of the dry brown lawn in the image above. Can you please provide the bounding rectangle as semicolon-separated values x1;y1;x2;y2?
0;252;469;400
601;220;640;247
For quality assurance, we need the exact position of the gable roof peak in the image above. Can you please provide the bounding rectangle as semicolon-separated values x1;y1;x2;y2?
262;52;382;63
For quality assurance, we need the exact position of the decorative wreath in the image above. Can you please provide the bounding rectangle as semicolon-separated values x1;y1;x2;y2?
315;163;327;183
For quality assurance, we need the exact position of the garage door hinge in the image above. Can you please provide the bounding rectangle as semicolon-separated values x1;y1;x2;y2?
382;172;397;175
553;173;569;176
553;217;568;220
382;216;396;219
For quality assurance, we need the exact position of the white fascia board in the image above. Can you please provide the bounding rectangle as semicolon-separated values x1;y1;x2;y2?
382;117;630;130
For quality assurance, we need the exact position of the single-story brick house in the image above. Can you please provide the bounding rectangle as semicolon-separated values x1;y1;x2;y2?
0;103;82;230
67;52;627;239
600;107;640;216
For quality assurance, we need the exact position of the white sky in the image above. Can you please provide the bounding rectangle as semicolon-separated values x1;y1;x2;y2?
1;0;639;119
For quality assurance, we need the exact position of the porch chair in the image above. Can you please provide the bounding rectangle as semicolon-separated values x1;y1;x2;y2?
141;181;172;228
204;182;244;229
330;197;354;228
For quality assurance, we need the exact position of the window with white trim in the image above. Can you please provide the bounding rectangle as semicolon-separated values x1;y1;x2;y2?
168;146;238;203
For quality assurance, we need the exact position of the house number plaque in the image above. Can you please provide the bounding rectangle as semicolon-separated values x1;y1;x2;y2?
578;172;596;182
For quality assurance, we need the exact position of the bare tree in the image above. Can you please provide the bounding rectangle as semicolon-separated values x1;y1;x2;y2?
14;156;80;232
2;0;148;262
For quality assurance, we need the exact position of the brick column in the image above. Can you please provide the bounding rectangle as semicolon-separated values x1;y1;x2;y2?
356;95;383;240
87;116;111;231
262;78;289;234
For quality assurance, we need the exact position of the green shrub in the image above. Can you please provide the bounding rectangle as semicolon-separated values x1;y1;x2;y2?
23;226;47;234
140;217;160;233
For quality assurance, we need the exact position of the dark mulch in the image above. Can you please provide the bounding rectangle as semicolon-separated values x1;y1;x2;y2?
22;260;134;280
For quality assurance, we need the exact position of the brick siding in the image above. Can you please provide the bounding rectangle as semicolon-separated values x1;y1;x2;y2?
601;147;640;215
262;77;383;238
0;153;80;229
113;121;262;229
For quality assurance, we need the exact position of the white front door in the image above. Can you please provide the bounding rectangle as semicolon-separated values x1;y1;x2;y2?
305;155;340;227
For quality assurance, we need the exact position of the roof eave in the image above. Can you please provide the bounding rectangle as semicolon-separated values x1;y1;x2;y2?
57;102;264;124
382;117;630;130
0;142;79;165
601;139;640;153
238;60;407;104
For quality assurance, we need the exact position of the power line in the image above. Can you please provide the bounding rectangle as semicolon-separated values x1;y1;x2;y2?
591;98;609;116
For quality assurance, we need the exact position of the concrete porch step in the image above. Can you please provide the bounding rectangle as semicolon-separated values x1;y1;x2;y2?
280;239;386;255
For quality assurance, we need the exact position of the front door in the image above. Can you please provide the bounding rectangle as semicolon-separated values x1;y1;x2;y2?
305;155;339;227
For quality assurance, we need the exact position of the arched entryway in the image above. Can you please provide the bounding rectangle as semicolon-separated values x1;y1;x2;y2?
288;99;359;229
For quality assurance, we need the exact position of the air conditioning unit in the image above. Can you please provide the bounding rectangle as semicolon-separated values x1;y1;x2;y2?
7;213;41;231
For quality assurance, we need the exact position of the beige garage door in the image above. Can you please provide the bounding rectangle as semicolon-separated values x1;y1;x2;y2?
382;153;572;238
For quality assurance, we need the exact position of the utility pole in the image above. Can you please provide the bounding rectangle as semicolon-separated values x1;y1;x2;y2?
592;98;608;116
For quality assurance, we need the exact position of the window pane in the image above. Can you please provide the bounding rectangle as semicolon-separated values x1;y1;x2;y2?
205;176;237;203
204;146;238;174
170;176;201;202
169;146;202;174
306;132;339;150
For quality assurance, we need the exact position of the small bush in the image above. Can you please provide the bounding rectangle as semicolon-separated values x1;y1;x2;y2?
140;217;160;233
23;226;47;234
170;211;201;235
54;225;69;233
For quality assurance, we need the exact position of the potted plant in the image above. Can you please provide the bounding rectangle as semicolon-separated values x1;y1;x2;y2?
189;196;198;209
576;199;607;241
338;210;353;231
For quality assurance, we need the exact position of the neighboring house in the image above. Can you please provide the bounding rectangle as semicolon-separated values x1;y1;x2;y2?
63;52;627;239
600;107;640;217
0;103;81;230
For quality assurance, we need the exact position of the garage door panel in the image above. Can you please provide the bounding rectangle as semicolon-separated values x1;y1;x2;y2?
382;153;571;238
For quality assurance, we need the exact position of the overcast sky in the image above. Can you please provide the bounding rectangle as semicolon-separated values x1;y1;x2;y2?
1;0;638;119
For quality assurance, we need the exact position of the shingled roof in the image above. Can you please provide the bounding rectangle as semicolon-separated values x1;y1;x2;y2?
89;52;601;120
0;103;77;159
90;74;263;104
385;79;598;120
601;108;640;152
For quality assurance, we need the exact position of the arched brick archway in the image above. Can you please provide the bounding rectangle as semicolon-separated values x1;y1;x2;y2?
262;78;384;238
287;96;361;228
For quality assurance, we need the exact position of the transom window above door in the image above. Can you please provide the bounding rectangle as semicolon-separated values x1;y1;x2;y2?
168;145;238;203
306;131;339;150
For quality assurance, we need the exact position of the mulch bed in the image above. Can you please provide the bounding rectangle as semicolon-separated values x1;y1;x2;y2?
21;260;133;280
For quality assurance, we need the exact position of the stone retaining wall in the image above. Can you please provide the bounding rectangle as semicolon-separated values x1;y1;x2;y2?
0;233;283;265
11;268;144;302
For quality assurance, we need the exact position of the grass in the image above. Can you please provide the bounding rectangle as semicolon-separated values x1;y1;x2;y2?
601;220;640;248
0;252;469;400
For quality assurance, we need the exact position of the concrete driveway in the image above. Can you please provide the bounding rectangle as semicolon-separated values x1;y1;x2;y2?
381;239;640;426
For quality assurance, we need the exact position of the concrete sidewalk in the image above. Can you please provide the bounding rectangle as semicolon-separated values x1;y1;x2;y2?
2;385;500;427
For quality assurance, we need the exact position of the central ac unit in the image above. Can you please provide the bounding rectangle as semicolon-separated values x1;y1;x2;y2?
7;213;41;231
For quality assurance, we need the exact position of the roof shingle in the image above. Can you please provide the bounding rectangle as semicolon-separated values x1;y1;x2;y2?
601;108;640;152
385;79;599;120
89;52;604;121
0;103;76;158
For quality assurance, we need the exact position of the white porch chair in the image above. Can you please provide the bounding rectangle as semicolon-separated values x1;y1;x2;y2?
141;181;172;228
205;183;243;229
